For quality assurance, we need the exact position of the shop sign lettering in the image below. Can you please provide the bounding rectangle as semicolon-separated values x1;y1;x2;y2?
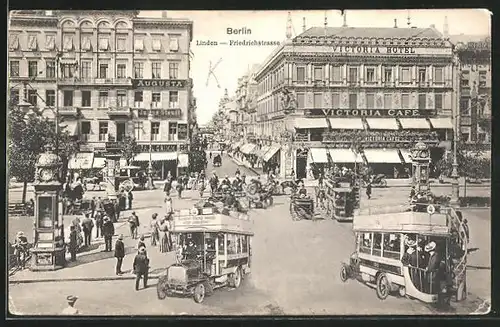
132;79;186;88
332;45;416;54
331;109;436;117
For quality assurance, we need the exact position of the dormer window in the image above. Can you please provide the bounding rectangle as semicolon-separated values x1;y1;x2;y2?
169;36;179;52
45;35;56;50
28;35;38;50
9;34;20;50
63;34;74;51
98;37;110;51
81;35;92;51
134;38;144;51
152;39;162;51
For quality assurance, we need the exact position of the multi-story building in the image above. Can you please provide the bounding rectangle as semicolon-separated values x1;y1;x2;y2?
253;24;456;180
449;35;491;153
8;10;193;179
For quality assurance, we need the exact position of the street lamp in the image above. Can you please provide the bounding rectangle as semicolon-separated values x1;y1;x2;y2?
450;52;461;206
147;111;155;190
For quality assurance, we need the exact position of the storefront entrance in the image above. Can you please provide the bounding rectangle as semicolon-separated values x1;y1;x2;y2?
296;149;308;179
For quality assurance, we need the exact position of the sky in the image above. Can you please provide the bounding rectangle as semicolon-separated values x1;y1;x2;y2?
140;9;491;125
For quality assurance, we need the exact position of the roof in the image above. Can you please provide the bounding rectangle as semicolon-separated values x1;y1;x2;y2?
296;26;442;40
448;34;490;45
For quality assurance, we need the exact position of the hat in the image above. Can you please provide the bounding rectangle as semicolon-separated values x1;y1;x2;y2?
103;216;110;221
138;247;146;253
17;231;24;237
118;234;124;240
67;295;78;302
406;247;415;254
225;175;229;178
424;241;436;252
132;211;136;215
404;238;417;247
152;213;158;218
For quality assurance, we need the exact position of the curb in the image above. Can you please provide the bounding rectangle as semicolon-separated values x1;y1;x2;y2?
9;274;162;284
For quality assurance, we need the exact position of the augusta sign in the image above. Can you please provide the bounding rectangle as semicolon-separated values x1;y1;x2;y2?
132;79;187;88
330;109;437;117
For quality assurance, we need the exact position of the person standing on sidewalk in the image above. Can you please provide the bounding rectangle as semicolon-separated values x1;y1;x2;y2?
68;225;78;262
95;211;103;239
62;295;79;315
81;213;94;247
150;213;159;246
90;197;96;218
128;211;140;239
128;191;134;210
137;235;147;252
114;234;125;275
133;247;149;291
102;217;115;252
366;182;372;200
114;200;121;222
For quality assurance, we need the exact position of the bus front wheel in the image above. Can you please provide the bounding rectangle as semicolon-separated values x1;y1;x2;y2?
376;273;390;300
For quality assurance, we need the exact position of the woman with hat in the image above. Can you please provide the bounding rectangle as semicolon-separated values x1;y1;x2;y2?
62;295;79;315
402;236;423;290
150;213;160;246
159;217;169;253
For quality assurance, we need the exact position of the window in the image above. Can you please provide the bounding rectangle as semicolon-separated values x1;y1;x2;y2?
366;93;375;109
169;122;178;140
134;121;143;140
82;91;91;107
151;122;160;141
99;122;108;141
117;91;127;107
98;91;108;108
98;37;110;51
296;67;305;82
62;64;74;78
45;90;55;107
314;66;323;81
435;93;443;110
313;93;322;108
45;35;56;50
152;62;161;79
10;61;19;77
63;90;73;106
99;63;109;79
373;233;382;256
152;92;161;108
28;90;38;106
134;38;144;51
134;91;143;107
63;34;74;51
400;67;411;83
460;99;470;115
477;132;486;143
28;34;38;50
296;93;305;108
116;36;126;51
9;34;20;50
81;35;92;51
382;234;401;259
360;233;372;254
332;66;341;82
116;64;126;79
134;62;143;78
384;67;392;83
434;67;444;83
461;78;469;87
332;93;340;108
349;67;358;82
46;61;55;78
81;61;92;79
169;36;179;52
169;91;178;108
169;62;179;79
479;71;487;87
178;123;188;140
152;39;162;51
365;67;375;82
461;132;470;142
10;89;19;104
418;68;426;83
28;61;38;78
384;94;392;109
401;94;410;109
116;122;126;141
349;93;357;109
418;94;426;109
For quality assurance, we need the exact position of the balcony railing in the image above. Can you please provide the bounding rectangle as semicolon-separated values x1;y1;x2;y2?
322;131;440;145
58;77;132;86
59;106;79;116
108;107;132;117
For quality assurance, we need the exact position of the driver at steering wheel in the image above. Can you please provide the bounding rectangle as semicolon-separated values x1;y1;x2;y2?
184;239;198;260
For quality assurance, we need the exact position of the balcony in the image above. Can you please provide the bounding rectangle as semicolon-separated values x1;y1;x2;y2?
58;77;132;86
108;107;132;118
321;131;440;147
59;106;80;116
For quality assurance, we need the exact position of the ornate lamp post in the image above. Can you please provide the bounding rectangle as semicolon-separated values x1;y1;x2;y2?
147;111;155;190
450;51;461;206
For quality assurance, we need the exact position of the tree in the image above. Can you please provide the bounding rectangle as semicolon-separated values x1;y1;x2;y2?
8;102;79;203
119;135;141;166
435;142;490;181
188;132;207;174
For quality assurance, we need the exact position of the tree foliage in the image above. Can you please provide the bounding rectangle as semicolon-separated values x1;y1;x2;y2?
119;135;141;165
188;132;207;174
435;142;490;180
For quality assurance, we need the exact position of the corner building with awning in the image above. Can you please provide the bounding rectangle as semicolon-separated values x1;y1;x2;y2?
252;20;456;179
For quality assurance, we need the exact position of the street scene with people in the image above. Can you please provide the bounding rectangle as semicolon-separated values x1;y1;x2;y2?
8;10;490;316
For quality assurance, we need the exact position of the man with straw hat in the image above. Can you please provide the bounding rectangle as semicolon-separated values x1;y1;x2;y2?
424;241;440;293
62;295;79;315
133;247;149;291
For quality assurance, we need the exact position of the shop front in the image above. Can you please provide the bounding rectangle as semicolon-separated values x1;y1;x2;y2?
307;148;363;179
262;144;281;174
133;152;178;180
362;148;404;177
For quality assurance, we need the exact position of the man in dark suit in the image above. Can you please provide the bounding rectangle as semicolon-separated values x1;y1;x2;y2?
424;241;440;293
102;217;115;252
133;247;149;290
68;225;78;262
81;213;94;247
114;234;125;275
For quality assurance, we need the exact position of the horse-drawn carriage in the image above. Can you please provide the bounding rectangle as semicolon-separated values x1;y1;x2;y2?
213;154;222;167
289;193;315;221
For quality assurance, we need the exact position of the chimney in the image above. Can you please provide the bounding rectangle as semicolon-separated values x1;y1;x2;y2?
407;10;411;27
324;11;328;27
342;11;347;27
394;19;398;28
443;16;449;38
161;11;167;19
302;17;306;32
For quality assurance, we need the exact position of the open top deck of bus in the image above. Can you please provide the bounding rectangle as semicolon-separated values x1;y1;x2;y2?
172;208;254;235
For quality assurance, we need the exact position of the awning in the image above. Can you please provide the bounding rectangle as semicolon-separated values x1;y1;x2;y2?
363;149;403;164
60;121;78;136
366;118;399;130
398;118;430;129
308;148;329;163
329;118;364;130
429;118;454;129
256;146;270;159
177;153;189;168
399;149;412;163
308;148;362;163
466;150;491;160
294;117;328;129
92;157;106;169
263;145;281;162
233;141;244;149
240;143;257;155
133;152;177;161
68;152;94;169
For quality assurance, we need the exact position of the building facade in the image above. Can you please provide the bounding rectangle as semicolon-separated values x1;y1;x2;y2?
8;10;193;179
252;25;456;179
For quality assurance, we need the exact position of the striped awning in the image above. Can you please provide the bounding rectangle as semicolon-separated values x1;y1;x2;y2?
240;143;257;155
429;118;454;129
329;118;365;130
398;118;430;129
363;149;402;164
177;153;189;168
308;148;362;163
263;145;281;162
399;149;412;163
134;152;177;161
365;118;399;130
256;146;270;159
294;117;329;129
